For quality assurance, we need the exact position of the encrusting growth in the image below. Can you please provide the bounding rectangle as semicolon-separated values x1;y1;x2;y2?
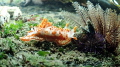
20;18;77;46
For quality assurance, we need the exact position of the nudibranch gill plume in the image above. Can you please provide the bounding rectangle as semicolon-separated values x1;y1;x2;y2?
20;19;77;46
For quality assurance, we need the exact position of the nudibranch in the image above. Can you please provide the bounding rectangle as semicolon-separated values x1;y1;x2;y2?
20;18;77;46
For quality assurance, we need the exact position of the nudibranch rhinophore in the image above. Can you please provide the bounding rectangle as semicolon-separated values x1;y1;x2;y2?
20;18;77;46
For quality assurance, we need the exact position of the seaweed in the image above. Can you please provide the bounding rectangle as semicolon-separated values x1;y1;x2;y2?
37;51;50;56
0;52;7;60
0;20;24;38
0;1;120;66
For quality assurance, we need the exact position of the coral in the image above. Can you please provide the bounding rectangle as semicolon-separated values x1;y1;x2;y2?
64;1;120;55
0;6;10;27
20;18;77;46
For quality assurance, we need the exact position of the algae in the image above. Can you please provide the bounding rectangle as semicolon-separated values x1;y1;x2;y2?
0;0;120;67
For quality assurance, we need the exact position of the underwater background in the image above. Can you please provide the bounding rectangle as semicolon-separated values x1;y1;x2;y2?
0;0;120;67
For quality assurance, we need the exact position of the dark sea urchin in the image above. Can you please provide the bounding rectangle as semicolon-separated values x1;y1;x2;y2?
72;21;107;55
64;1;120;55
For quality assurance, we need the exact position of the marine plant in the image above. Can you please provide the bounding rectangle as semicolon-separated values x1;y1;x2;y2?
37;51;50;56
64;1;120;55
0;52;7;60
0;20;24;38
20;18;77;46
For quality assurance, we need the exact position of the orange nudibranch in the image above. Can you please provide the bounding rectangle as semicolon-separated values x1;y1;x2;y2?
20;18;77;46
